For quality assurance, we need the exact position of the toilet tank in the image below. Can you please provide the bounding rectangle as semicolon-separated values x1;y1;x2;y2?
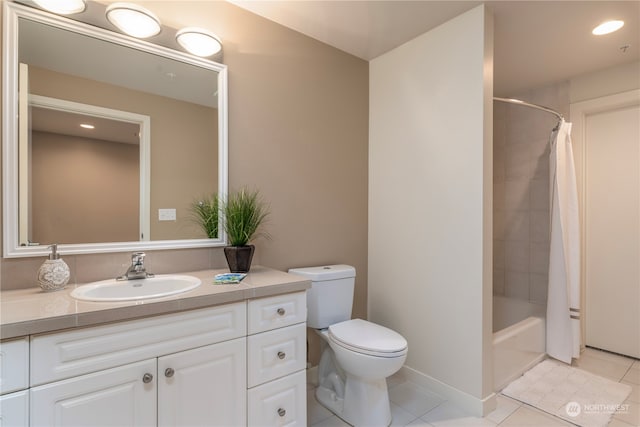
288;265;356;329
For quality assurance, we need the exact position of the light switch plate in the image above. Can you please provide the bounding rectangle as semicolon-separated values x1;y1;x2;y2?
158;208;176;221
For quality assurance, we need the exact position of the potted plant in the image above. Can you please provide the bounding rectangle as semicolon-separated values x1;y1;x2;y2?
191;193;219;238
222;187;270;273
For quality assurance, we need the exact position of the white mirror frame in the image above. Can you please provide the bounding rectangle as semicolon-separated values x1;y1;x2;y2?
3;2;228;257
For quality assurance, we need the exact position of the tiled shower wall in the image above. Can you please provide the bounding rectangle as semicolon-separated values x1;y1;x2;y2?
493;82;570;305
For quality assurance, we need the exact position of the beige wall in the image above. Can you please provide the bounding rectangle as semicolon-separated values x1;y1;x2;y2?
1;0;370;340
31;131;139;244
369;5;494;416
27;66;218;241
140;1;370;319
570;60;640;103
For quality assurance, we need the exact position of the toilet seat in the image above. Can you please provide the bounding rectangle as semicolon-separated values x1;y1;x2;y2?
328;319;407;358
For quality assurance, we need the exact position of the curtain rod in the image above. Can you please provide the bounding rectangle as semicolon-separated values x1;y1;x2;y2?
494;97;564;122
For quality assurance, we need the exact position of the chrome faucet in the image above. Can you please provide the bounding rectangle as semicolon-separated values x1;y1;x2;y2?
117;252;155;280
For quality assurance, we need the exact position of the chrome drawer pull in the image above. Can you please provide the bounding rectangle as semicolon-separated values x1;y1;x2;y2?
165;368;175;378
277;408;286;417
277;308;286;316
142;373;153;383
277;351;286;360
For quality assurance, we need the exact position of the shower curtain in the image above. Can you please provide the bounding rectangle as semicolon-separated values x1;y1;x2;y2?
547;120;581;364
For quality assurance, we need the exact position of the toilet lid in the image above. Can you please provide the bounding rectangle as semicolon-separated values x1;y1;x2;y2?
328;319;407;357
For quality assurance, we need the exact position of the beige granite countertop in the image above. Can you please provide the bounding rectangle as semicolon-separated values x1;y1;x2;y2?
0;266;310;340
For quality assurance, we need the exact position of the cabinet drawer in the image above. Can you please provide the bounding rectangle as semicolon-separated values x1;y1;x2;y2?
0;337;29;394
248;370;306;427
247;323;306;388
248;291;306;334
30;302;246;386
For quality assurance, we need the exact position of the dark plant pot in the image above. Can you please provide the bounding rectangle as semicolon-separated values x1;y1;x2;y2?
224;245;255;273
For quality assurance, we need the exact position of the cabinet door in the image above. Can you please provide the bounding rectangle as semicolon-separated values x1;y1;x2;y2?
158;337;246;427
30;359;156;427
0;337;29;394
0;390;29;427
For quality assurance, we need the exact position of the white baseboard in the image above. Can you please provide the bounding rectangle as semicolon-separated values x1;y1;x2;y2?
307;363;495;417
400;365;497;417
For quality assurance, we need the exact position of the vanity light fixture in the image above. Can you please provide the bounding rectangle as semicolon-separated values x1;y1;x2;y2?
592;20;624;35
32;0;86;15
106;3;161;39
176;28;222;57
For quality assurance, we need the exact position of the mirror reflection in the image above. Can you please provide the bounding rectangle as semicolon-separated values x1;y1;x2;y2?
3;2;228;256
28;104;143;245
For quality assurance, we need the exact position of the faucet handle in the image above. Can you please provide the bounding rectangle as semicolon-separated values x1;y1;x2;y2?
132;252;146;264
117;252;152;280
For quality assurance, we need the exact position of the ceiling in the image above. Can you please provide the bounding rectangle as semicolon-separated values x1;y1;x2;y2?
228;1;639;96
32;107;140;145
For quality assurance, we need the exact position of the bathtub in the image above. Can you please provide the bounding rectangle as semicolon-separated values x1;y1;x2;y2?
493;296;546;391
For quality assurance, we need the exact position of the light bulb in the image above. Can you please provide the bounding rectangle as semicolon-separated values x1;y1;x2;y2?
106;3;161;39
592;20;624;36
176;28;222;57
33;0;86;15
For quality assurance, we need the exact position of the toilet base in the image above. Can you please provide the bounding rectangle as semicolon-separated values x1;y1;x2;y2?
316;376;392;427
313;328;396;426
315;385;345;419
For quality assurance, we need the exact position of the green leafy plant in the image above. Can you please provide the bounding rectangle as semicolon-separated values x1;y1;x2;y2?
222;188;270;246
191;193;219;238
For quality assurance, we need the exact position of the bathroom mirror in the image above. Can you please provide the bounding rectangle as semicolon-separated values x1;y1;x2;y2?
3;2;228;257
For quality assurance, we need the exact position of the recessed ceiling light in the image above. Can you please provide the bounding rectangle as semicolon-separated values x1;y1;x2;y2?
592;20;624;36
106;3;161;39
80;124;95;129
176;28;222;57
33;0;86;15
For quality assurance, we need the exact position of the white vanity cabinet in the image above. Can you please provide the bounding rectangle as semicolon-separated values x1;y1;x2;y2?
0;337;30;427
29;302;247;427
247;292;307;426
1;288;309;426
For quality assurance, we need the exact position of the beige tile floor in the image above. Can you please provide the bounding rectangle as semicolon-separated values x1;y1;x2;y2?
308;348;640;427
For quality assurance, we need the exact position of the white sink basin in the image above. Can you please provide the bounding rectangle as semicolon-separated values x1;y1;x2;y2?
71;274;201;302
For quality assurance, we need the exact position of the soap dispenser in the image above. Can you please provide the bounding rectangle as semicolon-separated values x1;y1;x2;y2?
37;244;70;292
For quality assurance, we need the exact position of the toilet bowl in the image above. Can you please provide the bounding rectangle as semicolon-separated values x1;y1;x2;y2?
329;319;407;379
288;265;408;427
326;319;407;426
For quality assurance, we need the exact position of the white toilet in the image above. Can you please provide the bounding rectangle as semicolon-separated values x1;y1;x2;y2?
289;265;408;427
